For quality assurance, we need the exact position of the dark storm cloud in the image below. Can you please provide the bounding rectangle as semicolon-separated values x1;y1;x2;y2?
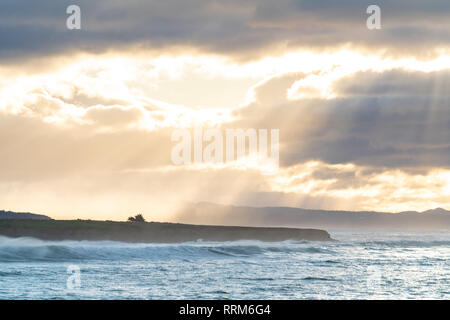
237;69;450;169
1;0;450;61
334;70;450;96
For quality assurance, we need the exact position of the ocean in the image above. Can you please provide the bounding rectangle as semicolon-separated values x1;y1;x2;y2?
0;231;449;299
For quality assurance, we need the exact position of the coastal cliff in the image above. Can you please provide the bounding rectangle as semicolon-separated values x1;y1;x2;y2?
0;219;332;242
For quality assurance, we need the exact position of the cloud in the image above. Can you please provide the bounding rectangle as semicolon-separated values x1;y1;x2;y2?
238;68;450;170
3;58;450;174
1;0;450;62
1;46;450;216
83;105;144;128
334;70;450;96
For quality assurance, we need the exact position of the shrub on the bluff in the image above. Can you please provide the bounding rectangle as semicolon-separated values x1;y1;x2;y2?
127;214;146;222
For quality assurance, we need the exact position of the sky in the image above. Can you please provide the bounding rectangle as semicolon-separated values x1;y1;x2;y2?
1;1;450;220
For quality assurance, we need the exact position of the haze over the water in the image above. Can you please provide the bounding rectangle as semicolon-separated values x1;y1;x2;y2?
1;1;450;221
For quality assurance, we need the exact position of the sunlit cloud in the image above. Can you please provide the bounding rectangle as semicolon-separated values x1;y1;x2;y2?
1;43;450;218
268;161;450;212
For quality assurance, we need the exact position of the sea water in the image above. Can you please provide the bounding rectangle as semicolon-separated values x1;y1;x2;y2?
0;230;449;299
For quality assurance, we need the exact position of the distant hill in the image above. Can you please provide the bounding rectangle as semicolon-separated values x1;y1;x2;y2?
0;210;52;220
174;203;450;230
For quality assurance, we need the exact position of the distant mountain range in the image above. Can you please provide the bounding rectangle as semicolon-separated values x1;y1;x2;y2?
175;203;450;230
3;204;450;229
0;210;52;220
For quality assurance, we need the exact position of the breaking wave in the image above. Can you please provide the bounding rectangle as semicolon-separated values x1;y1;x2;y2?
0;236;331;262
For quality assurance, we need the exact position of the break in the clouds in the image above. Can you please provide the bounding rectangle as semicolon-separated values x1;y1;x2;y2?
0;2;450;219
1;0;450;61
